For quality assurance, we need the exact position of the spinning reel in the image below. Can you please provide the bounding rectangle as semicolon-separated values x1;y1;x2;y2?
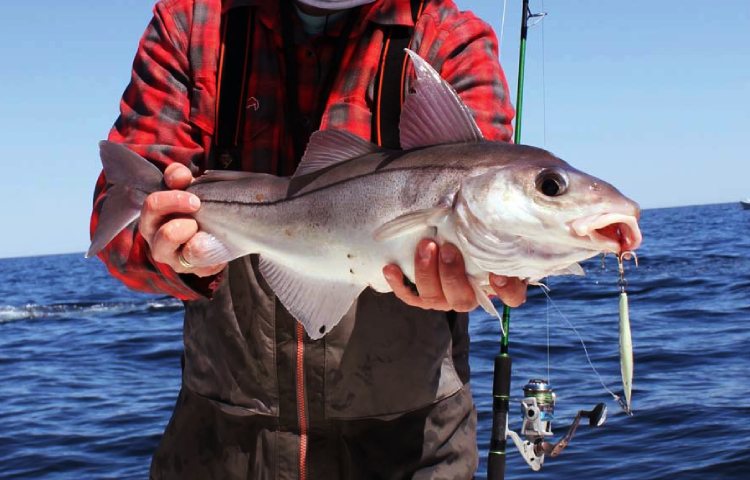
507;379;607;471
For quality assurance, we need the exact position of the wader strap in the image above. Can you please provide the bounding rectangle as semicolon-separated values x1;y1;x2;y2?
371;0;426;147
280;1;361;172
214;6;256;170
216;1;426;159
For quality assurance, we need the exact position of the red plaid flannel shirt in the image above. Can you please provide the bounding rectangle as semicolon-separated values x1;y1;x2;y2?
91;0;515;300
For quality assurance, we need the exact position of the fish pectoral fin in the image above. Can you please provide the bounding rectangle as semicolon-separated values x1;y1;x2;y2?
294;130;386;177
259;257;366;340
373;207;451;242
399;49;484;150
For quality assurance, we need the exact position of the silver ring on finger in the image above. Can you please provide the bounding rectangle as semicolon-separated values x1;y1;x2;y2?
177;251;193;269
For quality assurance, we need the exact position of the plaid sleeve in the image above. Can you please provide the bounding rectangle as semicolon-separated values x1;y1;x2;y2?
415;6;515;142
90;1;210;300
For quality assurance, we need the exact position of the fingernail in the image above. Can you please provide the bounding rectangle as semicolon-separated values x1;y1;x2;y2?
189;195;200;209
383;267;395;281
492;276;508;288
440;245;456;264
418;242;433;261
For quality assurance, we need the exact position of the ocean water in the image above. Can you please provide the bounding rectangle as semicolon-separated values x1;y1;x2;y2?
1;203;748;479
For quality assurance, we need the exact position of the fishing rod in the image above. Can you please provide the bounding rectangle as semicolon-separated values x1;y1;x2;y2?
486;2;607;478
485;2;532;476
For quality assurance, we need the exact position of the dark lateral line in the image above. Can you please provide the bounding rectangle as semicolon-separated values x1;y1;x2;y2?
198;164;468;208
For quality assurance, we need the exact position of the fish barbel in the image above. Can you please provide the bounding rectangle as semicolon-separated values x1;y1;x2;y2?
89;50;642;339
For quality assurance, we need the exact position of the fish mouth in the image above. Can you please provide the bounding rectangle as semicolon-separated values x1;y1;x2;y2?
570;213;642;253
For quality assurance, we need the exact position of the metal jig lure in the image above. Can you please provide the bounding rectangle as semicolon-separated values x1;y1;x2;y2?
617;251;638;415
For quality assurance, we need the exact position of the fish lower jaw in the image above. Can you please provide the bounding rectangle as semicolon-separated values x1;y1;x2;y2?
569;213;642;254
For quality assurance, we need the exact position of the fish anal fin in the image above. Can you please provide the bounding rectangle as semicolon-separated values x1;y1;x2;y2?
259;257;366;340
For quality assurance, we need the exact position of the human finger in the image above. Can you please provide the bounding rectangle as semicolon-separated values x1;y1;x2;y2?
180;232;229;276
437;243;478;312
383;264;424;308
412;239;446;308
183;263;226;278
489;274;527;307
139;190;201;243
164;162;194;190
150;218;199;270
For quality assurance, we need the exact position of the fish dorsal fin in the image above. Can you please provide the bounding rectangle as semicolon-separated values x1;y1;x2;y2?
399;49;484;150
258;256;367;340
294;130;384;177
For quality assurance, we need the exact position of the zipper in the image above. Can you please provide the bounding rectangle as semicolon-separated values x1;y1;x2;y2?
295;321;308;480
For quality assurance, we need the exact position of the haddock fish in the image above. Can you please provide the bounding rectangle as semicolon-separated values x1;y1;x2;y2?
89;50;642;339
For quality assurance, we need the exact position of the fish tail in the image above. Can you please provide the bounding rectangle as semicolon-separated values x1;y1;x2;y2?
86;141;165;258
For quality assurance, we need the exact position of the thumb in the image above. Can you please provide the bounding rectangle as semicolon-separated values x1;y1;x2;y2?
164;162;194;190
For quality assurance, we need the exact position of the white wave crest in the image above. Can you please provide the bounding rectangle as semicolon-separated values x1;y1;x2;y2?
0;298;183;324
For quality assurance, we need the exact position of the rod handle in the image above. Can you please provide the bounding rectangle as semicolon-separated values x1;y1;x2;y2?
487;451;506;480
487;354;512;480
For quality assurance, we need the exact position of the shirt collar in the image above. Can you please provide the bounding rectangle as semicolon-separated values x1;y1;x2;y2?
223;0;416;27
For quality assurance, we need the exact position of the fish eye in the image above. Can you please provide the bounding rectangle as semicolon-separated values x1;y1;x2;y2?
535;169;568;197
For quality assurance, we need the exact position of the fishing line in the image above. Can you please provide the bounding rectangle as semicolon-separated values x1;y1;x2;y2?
546;280;551;383
539;287;626;409
499;0;508;57
540;0;547;147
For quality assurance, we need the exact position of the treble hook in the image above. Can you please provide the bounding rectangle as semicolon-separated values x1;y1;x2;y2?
616;251;638;292
617;251;639;269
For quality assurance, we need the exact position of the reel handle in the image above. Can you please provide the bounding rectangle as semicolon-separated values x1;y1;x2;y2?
542;402;607;458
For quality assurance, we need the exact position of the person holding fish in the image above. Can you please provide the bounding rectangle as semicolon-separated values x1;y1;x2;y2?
90;0;535;478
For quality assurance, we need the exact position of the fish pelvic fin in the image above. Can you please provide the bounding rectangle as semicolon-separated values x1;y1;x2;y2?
468;277;506;338
86;141;164;258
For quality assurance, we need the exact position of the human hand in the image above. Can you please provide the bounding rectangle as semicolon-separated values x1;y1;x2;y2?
382;239;527;311
139;163;226;277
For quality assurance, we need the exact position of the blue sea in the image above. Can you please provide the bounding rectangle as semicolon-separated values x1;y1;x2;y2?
1;203;749;479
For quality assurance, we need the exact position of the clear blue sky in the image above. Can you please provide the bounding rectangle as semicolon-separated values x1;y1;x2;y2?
0;1;747;258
